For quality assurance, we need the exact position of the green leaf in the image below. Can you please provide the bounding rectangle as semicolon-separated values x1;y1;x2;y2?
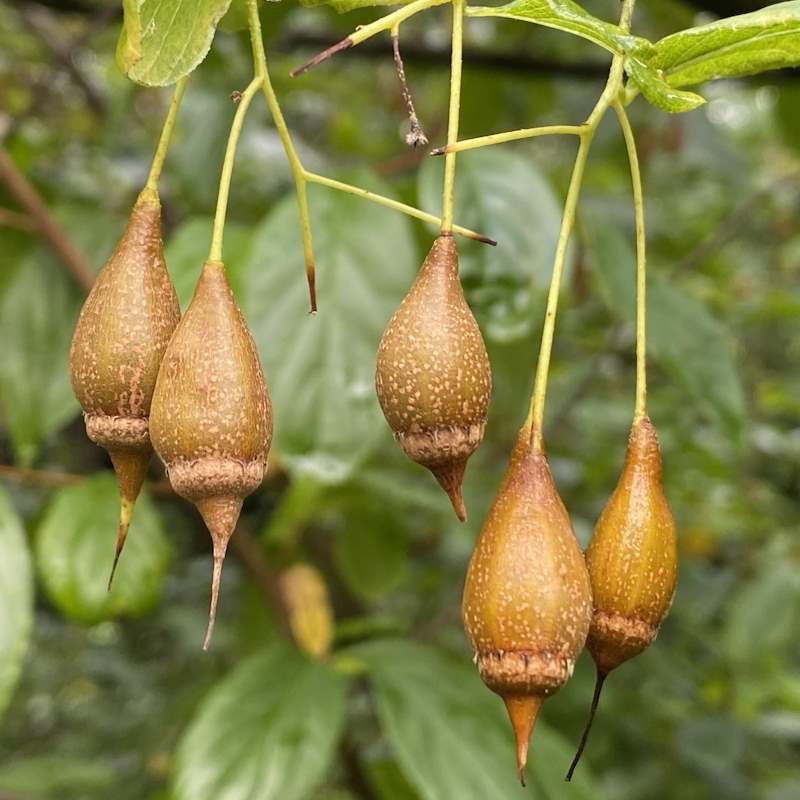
625;56;706;114
0;755;117;796
35;473;171;624
0;249;82;466
652;1;800;88
0;204;125;466
417;150;565;342
164;216;250;309
584;218;745;436
240;171;417;483
467;0;643;56
348;639;604;799
117;0;234;86
0;487;33;721
333;495;409;600
173;643;347;800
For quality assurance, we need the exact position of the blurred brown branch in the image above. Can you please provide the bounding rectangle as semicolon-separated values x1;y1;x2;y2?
0;148;96;291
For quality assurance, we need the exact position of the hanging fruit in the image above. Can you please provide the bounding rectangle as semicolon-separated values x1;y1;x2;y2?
566;415;678;779
463;425;592;785
376;234;491;521
69;188;180;589
150;259;273;649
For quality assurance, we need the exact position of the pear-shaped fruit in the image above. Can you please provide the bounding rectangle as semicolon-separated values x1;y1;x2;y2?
463;426;592;785
69;188;180;589
376;234;491;521
566;415;678;780
150;260;273;649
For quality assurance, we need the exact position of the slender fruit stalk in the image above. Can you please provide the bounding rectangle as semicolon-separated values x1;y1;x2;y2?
376;234;491;520
463;424;592;784
150;260;273;649
69;188;180;589
566;416;677;780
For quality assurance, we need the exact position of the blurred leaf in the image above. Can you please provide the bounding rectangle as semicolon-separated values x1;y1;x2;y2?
467;1;644;56
348;639;604;799
626;55;706;113
0;248;81;466
0;755;116;796
261;476;326;548
0;487;33;720
241;172;417;483
35;473;171;624
652;2;800;88
585;218;745;436
333;497;409;600
724;555;800;665
366;757;421;800
164;216;250;309
173;642;347;800
0;203;124;466
117;0;234;86
418;150;564;341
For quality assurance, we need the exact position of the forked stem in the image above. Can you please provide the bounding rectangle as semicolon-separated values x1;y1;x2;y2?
525;0;636;448
565;669;607;781
303;171;496;245
208;77;262;263
144;76;188;194
431;125;584;156
291;0;447;76
247;0;317;311
613;101;648;422
440;0;466;234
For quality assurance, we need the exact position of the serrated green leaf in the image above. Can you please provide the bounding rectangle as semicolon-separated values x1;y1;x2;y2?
417;150;565;342
652;1;800;88
348;639;604;799
625;56;706;113
117;0;234;86
35;473;171;624
585;218;745;436
467;0;644;56
0;487;33;721
240;172;417;483
173;643;347;800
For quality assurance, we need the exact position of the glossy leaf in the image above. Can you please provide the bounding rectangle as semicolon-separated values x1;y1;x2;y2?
467;0;644;56
625;55;706;113
0;487;33;720
585;218;745;436
652;2;800;88
240;172;416;482
418;150;565;342
35;473;171;624
173;643;347;800
117;0;234;86
348;639;603;799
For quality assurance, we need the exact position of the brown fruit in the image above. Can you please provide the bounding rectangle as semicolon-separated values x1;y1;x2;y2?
149;260;273;649
462;425;592;785
375;234;491;521
69;188;180;589
566;415;678;780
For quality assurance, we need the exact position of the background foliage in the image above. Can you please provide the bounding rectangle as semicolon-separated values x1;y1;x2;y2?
1;1;800;798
